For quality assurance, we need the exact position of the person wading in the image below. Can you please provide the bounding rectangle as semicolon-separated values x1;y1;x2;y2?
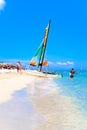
70;68;75;78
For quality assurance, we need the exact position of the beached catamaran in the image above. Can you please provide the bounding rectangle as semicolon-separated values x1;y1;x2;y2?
29;20;61;78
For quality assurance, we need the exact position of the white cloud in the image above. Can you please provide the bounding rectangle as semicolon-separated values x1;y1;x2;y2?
0;0;6;10
48;61;57;66
67;61;74;65
57;62;67;65
57;61;74;66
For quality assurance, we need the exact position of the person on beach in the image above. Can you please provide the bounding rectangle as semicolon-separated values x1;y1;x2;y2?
17;61;22;73
70;68;75;78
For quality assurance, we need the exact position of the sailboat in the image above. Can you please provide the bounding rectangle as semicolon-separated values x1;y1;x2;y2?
29;20;62;78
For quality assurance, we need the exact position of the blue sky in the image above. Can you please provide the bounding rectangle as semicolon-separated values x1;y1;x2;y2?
0;0;87;69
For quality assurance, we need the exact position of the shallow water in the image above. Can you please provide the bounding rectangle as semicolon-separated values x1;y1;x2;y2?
54;71;87;117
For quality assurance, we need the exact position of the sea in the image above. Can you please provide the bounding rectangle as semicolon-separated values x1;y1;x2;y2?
54;70;87;118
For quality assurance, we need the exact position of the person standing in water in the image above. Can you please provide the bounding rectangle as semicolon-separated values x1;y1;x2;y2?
70;68;75;78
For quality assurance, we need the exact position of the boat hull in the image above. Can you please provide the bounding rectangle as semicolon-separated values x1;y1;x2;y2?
26;70;62;78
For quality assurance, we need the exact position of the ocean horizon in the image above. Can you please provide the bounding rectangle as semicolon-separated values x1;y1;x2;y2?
0;59;87;72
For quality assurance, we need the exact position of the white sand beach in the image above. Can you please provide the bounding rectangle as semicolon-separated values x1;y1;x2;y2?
0;70;42;130
0;70;35;104
0;70;87;130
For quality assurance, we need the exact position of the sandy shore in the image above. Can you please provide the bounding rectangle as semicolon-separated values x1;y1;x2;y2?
0;70;35;104
0;70;87;130
0;70;45;130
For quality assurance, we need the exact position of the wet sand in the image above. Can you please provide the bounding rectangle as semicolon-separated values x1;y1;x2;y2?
30;78;87;130
32;93;87;130
0;70;87;130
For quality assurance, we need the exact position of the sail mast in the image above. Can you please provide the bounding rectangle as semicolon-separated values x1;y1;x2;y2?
38;20;51;71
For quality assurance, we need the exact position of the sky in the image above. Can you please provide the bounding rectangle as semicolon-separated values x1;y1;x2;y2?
0;0;87;70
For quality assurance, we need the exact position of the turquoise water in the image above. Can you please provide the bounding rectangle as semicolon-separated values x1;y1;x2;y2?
54;71;87;117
